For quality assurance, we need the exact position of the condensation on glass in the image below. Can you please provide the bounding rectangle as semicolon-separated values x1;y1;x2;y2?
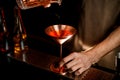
16;0;62;10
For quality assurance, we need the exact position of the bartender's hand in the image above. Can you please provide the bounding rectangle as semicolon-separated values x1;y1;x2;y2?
59;50;96;75
60;26;120;75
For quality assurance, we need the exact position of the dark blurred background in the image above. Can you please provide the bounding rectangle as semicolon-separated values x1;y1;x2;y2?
0;0;81;57
0;0;81;79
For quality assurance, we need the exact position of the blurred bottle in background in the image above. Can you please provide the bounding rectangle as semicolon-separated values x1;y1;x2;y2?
0;8;10;55
115;52;120;80
13;6;28;58
0;7;12;64
113;51;120;80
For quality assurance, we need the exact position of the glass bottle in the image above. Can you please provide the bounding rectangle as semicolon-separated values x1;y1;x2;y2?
115;52;120;80
16;0;62;10
113;51;120;80
13;6;28;56
0;8;10;55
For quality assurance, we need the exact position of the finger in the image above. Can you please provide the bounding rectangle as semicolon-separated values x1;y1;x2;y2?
59;52;78;67
69;63;84;73
75;67;89;75
66;57;82;69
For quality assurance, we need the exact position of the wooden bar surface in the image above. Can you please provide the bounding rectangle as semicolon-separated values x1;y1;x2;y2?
7;48;114;80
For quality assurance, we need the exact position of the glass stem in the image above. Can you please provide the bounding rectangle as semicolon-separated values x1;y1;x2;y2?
60;44;62;60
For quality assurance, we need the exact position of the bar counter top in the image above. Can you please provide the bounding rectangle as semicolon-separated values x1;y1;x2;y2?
0;48;114;80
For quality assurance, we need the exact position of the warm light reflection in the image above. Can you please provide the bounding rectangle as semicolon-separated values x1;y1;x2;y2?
45;25;76;44
16;0;62;9
13;33;28;54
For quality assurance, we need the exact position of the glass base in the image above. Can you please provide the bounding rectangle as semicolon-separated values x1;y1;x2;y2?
50;61;66;75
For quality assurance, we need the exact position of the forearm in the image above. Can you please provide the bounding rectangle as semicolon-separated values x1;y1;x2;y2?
86;26;120;64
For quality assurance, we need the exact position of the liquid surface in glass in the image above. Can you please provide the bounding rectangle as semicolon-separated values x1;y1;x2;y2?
45;24;76;44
